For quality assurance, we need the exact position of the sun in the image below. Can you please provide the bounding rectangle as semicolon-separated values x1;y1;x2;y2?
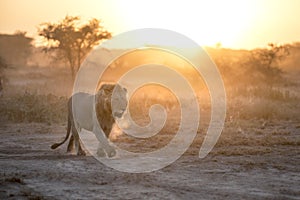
112;0;259;49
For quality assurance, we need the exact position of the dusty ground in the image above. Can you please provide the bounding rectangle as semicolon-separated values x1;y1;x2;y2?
0;120;299;200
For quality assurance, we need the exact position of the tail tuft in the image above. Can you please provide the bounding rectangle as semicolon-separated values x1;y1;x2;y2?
51;143;60;149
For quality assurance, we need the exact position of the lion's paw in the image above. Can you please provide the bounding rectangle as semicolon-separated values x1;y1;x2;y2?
96;148;106;157
77;149;86;156
106;148;117;158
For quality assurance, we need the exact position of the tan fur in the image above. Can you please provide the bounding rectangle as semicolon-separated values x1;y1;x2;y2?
51;84;128;157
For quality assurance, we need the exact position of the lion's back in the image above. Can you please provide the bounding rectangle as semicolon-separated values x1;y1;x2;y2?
71;92;94;131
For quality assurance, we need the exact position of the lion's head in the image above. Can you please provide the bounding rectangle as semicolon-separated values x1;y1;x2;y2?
96;83;128;120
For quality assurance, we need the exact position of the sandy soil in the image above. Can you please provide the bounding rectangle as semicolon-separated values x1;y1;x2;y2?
0;120;299;200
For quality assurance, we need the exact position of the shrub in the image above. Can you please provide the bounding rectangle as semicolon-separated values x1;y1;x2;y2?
0;92;68;123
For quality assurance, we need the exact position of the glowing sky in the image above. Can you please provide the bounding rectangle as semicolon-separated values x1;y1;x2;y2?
0;0;299;49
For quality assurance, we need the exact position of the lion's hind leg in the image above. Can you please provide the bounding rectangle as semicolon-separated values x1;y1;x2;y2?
67;134;74;153
71;126;86;156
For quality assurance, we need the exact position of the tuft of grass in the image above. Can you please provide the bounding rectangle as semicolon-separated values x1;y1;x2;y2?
227;90;300;120
5;177;24;184
0;92;68;123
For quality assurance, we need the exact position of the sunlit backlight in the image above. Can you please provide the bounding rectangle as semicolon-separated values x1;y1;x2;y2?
112;0;259;48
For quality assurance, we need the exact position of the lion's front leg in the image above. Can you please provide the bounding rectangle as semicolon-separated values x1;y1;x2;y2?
102;123;117;157
93;125;116;158
96;143;106;157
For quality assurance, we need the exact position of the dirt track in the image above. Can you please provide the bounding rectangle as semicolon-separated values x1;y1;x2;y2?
0;122;299;200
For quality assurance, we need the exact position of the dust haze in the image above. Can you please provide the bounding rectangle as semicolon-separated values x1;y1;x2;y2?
0;31;300;199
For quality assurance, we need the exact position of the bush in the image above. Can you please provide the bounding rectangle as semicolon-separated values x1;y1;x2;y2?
228;96;299;120
0;92;68;123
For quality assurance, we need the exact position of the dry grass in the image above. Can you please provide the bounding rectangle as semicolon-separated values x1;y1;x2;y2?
0;93;67;124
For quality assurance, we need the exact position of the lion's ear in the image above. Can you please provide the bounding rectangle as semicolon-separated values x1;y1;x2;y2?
97;89;106;97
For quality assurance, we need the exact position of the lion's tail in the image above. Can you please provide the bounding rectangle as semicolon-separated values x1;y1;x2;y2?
51;115;72;149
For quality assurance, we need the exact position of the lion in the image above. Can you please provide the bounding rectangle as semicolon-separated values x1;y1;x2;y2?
51;83;128;157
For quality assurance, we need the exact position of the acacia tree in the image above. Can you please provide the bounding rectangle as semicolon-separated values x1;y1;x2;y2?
38;15;111;80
